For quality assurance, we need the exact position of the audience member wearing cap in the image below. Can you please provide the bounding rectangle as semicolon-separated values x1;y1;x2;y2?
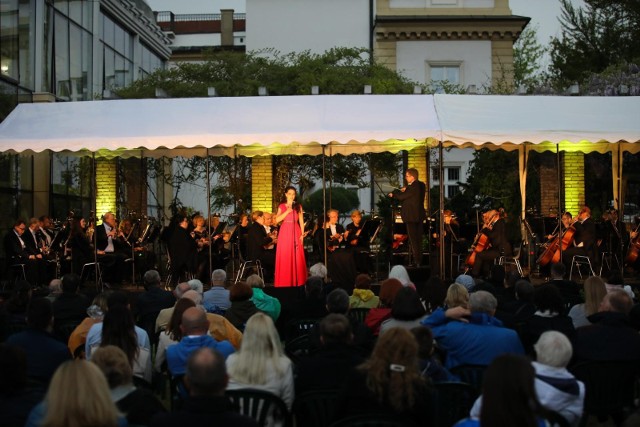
349;274;379;309
454;274;475;293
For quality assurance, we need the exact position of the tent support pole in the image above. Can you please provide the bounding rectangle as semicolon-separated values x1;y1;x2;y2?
322;146;327;268
557;145;563;262
206;148;212;282
439;140;445;280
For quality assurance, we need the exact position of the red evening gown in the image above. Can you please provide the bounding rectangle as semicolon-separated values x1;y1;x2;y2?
274;203;308;287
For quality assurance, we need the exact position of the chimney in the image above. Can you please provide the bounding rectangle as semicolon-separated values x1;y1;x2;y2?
221;9;234;47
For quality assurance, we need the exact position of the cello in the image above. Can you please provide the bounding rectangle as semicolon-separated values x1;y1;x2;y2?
464;210;498;270
625;223;640;265
537;226;576;266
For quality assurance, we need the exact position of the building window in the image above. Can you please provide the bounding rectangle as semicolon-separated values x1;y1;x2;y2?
428;62;461;93
447;166;460;182
448;185;460;198
431;167;439;181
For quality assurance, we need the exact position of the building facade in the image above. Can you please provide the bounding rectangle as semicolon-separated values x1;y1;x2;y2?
0;0;170;255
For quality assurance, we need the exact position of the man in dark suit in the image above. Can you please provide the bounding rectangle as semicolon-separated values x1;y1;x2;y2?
389;168;426;266
95;212;128;284
247;211;276;280
471;209;512;278
3;218;46;286
563;206;597;271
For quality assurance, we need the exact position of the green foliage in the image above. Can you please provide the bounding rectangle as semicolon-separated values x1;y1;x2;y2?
303;187;360;217
513;25;548;92
116;47;420;98
549;0;640;89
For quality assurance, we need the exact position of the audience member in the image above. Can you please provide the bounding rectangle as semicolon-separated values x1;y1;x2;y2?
572;289;640;363
155;282;192;332
380;287;427;335
6;298;71;384
422;291;524;369
202;269;231;313
155;298;196;372
3;280;32;324
568;276;607;328
149;348;258;427
246;274;281;321
364;278;403;335
188;278;204;295
167;307;234;376
411;326;457;383
295;314;364;394
85;291;150;360
25;360;126;427
454;354;549;427
226;312;294;412
135;269;175;323
444;282;470;309
520;284;575;355
389;265;414;288
548;263;581;302
604;269;635;298
349;274;379;309
45;279;62;303
67;292;109;358
453;274;475;293
51;273;89;325
224;281;259;330
99;304;152;383
333;327;434;426
0;344;44;427
309;262;328;282
495;279;536;328
92;345;166;425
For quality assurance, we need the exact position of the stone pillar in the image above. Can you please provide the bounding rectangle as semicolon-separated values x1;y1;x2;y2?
221;9;234;47
539;156;559;216
563;152;585;215
121;158;147;217
251;156;273;212
96;159;117;217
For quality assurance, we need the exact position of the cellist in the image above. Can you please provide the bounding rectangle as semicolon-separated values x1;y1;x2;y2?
471;208;512;278
562;206;597;270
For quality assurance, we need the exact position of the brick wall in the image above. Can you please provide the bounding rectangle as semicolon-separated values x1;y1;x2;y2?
252;155;273;212
563;152;585;215
540;162;560;215
121;158;147;217
96;159;117;217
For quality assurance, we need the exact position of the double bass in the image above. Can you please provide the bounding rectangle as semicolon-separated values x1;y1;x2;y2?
536;225;576;266
464;210;499;269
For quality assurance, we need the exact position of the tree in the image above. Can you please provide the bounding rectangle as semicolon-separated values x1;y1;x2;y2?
303;187;360;217
549;0;640;89
116;48;416;214
513;25;547;92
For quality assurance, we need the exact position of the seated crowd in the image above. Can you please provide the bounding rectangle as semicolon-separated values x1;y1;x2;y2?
2;262;640;427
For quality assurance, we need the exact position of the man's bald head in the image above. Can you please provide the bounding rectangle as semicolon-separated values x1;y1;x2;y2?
175;282;191;298
181;307;209;335
182;290;203;305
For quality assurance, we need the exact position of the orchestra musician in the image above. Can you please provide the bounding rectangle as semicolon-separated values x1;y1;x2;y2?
315;209;357;291
561;206;597;270
168;213;198;285
263;212;278;251
95;212;128;285
247;210;277;281
119;217;156;279
68;216;93;277
3;218;47;286
471;208;512;278
388;168;426;267
601;209;626;262
345;210;370;274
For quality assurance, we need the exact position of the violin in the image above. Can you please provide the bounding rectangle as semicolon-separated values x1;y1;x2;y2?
392;234;408;249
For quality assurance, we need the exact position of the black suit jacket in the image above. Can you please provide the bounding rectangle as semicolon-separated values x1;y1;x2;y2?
3;230;30;263
574;217;596;251
247;222;274;261
23;229;40;255
169;226;197;272
393;180;426;223
316;224;345;252
484;218;512;255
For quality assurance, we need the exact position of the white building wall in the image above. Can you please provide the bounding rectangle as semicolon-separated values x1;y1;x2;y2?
246;0;370;54
389;0;494;8
396;40;492;88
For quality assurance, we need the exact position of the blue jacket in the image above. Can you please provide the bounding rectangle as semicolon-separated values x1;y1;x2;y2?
167;335;234;376
422;308;524;369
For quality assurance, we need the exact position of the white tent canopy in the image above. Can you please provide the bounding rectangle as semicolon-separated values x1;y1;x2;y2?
0;94;439;158
1;94;639;156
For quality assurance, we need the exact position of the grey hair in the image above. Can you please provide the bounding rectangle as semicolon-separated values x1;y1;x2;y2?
309;262;328;279
469;291;497;314
211;269;227;285
245;274;264;289
534;331;573;368
143;270;161;287
188;279;204;295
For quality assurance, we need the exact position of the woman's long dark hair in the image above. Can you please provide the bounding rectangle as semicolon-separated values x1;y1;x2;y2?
167;298;196;341
101;304;139;366
69;217;86;238
281;186;301;212
481;354;548;427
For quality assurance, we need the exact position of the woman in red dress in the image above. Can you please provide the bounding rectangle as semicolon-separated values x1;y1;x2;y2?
274;186;308;287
